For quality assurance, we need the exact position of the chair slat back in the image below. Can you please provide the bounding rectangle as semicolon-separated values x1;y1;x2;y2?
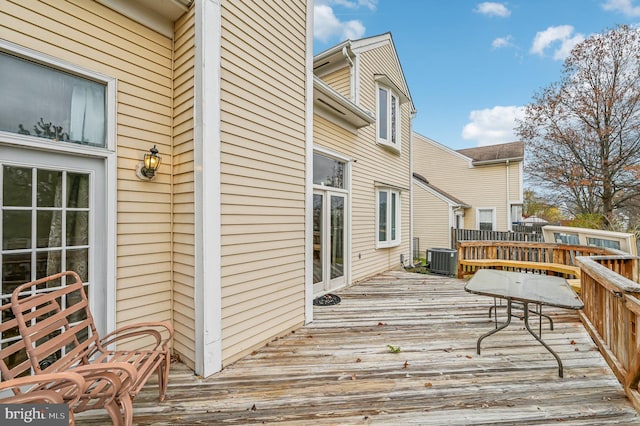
11;272;101;375
0;301;31;389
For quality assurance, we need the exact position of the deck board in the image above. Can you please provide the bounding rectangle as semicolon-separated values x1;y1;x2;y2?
80;271;640;424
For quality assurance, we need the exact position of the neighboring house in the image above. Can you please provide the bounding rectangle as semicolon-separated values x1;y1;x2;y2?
312;33;415;295
412;133;524;251
0;0;312;378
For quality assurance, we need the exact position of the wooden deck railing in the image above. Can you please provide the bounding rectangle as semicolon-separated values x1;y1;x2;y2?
457;240;610;279
451;227;543;250
577;255;640;411
456;239;640;411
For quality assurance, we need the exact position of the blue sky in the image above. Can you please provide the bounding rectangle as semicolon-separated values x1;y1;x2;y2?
314;0;640;149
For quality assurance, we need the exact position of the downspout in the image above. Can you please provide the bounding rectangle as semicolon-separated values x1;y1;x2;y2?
506;160;511;231
409;112;416;266
342;46;355;102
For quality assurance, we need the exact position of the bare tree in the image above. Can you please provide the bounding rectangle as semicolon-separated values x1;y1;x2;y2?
517;25;640;230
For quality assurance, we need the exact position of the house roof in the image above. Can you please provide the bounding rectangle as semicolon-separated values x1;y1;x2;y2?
412;173;470;208
351;33;415;114
313;32;415;114
456;141;524;165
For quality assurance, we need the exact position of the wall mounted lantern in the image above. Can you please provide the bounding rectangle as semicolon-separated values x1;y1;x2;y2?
136;145;161;180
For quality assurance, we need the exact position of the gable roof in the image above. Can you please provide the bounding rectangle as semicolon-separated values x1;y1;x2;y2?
313;32;415;114
351;33;415;114
413;173;470;208
456;141;524;165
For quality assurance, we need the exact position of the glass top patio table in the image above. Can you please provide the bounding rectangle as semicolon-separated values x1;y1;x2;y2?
465;269;583;310
464;269;583;377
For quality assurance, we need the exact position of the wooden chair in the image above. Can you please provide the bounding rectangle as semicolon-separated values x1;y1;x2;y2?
1;299;135;425
11;271;174;421
0;372;86;425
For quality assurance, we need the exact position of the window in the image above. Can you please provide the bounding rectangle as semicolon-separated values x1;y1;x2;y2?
377;188;400;247
587;237;621;250
553;232;580;245
313;153;345;189
0;51;107;147
511;204;523;224
377;84;400;150
477;208;495;231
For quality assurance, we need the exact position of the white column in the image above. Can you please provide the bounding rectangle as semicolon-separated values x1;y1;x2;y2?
194;0;222;377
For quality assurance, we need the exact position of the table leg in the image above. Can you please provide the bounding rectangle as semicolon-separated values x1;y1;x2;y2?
522;302;564;378
490;301;553;330
477;299;512;355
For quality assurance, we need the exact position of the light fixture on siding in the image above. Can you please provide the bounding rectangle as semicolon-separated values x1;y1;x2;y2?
136;145;161;180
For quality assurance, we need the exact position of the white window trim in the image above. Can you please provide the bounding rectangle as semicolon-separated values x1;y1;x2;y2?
0;40;117;333
313;145;353;288
375;83;401;153
376;188;401;248
0;40;116;152
510;203;523;225
476;207;496;231
313;146;351;193
454;212;464;229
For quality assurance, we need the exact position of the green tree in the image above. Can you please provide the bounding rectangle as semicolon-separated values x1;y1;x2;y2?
523;188;565;225
517;25;640;230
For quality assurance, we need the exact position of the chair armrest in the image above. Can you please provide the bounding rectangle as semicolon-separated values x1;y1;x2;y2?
67;362;138;399
0;371;86;406
98;321;174;351
0;390;64;404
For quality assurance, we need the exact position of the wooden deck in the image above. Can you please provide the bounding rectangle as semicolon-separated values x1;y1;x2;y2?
81;271;639;424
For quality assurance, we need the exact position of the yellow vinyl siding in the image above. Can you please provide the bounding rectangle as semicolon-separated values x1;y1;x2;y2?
412;182;451;251
172;8;196;369
2;0;174;335
412;133;521;232
509;162;522;201
313;41;412;284
352;45;411;281
321;66;351;99
219;0;307;366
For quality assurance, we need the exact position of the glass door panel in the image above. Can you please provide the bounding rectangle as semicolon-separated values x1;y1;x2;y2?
314;189;347;297
330;195;344;281
2;166;91;289
1;145;105;335
313;193;323;293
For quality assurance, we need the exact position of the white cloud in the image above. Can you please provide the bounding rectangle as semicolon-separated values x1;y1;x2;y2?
552;34;585;60
331;0;378;10
474;2;511;17
314;4;366;43
530;25;585;61
602;0;640;16
492;35;513;49
462;106;526;146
